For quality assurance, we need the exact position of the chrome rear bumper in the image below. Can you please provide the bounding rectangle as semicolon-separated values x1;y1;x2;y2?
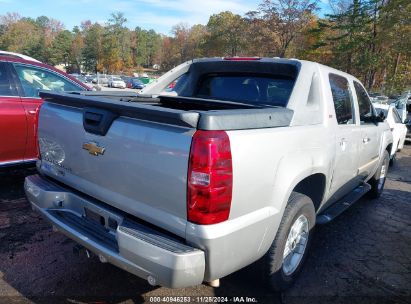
24;174;205;288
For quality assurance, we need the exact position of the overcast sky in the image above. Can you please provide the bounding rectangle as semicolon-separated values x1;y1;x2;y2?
0;0;330;34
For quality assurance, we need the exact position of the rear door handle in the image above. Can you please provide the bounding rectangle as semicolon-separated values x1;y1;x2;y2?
339;138;347;150
363;137;370;143
28;110;37;115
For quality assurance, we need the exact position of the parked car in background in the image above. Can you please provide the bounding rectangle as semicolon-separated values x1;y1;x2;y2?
0;54;88;168
86;75;95;83
92;75;109;86
139;76;155;85
406;120;411;143
121;75;131;83
394;91;411;123
374;104;407;163
372;95;389;104
126;77;145;89
72;75;94;90
108;76;126;89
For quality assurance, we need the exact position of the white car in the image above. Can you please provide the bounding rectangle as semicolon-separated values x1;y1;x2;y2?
108;77;126;89
374;104;407;162
394;91;410;123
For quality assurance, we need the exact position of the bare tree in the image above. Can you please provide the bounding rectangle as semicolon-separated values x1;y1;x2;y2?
256;0;319;57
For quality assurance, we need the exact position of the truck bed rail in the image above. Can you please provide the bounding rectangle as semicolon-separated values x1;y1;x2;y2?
39;91;293;130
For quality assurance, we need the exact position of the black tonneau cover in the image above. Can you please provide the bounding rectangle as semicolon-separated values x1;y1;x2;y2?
39;91;293;131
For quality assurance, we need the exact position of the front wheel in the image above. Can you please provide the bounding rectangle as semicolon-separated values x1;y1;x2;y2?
263;192;315;291
369;150;389;199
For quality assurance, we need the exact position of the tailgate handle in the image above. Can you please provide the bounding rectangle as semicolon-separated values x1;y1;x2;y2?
83;108;118;136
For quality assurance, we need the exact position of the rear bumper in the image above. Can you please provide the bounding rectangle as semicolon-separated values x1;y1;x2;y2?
24;174;205;288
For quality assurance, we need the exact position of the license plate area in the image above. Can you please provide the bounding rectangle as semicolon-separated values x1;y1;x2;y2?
84;207;106;227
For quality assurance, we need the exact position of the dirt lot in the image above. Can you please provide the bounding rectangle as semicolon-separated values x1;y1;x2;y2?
0;146;410;304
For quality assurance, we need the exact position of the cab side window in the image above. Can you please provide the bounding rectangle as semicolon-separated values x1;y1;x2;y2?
13;64;82;97
354;81;375;125
0;62;17;96
329;73;354;125
392;108;402;124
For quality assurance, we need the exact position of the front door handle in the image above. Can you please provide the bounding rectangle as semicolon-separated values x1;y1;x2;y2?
27;110;37;115
363;137;370;143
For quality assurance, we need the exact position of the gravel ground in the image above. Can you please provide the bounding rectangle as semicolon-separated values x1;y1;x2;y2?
0;146;410;304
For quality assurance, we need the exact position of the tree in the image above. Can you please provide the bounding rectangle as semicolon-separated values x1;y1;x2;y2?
69;26;84;73
49;30;73;66
171;23;191;62
206;11;247;56
0;18;42;58
252;0;319;57
82;23;104;72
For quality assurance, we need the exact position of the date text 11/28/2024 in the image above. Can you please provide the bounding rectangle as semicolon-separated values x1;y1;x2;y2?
148;296;258;303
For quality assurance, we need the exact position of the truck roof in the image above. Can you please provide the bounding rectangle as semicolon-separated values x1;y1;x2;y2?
179;57;362;85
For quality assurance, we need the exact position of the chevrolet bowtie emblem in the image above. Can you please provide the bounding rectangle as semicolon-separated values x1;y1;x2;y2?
82;142;106;156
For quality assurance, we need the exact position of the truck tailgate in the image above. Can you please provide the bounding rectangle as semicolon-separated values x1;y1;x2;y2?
38;102;193;237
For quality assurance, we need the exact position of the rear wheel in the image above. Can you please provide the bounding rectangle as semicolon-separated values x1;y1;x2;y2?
263;192;315;291
369;150;389;199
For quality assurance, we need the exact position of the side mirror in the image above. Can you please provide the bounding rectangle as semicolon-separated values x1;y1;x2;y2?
404;118;410;124
376;111;385;123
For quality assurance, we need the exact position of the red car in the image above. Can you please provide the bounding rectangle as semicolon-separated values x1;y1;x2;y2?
0;55;89;168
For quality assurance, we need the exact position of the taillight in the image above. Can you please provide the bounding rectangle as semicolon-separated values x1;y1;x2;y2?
187;130;233;225
223;57;261;61
34;104;43;159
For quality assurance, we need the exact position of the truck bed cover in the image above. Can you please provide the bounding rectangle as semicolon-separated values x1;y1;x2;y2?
39;91;293;130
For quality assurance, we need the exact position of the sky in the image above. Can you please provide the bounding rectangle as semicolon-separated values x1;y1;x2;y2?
0;0;331;35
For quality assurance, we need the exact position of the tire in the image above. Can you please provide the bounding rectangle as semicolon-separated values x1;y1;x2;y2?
263;192;315;291
369;150;389;199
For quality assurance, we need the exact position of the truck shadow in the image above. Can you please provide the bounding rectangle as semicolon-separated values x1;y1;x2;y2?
0;169;152;303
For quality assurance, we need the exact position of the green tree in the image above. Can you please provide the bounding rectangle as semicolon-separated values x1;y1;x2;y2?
134;27;161;68
82;23;104;72
206;11;247;56
0;18;42;58
69;26;84;73
49;30;73;66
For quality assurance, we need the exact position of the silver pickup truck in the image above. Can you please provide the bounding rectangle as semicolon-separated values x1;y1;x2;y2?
25;58;393;291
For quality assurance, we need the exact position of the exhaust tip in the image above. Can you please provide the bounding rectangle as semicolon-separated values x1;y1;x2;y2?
207;279;220;288
147;275;157;286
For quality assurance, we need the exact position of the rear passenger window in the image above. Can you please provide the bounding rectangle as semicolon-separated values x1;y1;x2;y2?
354;81;375;125
0;62;17;96
392;108;402;123
329;74;354;125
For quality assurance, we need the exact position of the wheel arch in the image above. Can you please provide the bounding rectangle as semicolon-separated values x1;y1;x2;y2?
292;173;326;212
